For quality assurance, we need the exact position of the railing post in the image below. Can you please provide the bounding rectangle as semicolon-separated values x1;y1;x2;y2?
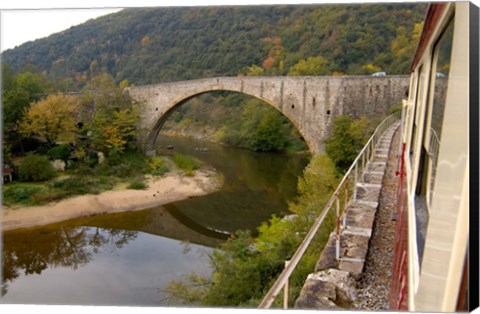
335;196;341;260
372;139;375;157
354;164;358;201
343;180;348;229
361;154;365;179
283;260;290;309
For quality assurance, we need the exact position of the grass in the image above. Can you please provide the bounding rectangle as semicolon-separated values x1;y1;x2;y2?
127;177;148;190
51;175;117;195
3;183;47;206
173;153;201;176
149;156;171;176
2;150;213;207
2;175;119;207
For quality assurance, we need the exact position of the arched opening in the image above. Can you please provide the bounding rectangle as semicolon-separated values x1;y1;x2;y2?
145;89;312;154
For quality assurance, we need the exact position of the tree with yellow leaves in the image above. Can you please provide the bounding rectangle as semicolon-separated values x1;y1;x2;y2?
90;107;139;154
19;94;79;147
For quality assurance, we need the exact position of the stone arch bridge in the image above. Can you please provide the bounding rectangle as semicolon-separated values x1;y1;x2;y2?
127;76;409;155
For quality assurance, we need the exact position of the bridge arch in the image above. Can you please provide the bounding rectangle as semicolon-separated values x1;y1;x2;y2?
143;86;311;153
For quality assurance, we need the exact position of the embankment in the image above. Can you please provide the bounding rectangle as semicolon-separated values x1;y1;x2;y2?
2;170;221;231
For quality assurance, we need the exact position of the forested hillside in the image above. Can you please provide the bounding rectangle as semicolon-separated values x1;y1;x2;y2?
2;3;426;89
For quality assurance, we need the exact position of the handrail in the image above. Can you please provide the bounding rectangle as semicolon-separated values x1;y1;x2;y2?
258;111;401;309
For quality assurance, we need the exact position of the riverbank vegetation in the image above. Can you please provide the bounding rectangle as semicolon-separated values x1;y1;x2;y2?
1;69;206;207
161;115;376;307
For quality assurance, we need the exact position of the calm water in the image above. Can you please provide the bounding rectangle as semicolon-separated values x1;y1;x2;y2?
1;135;309;306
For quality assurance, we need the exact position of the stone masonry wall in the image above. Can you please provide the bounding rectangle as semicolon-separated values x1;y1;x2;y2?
128;76;409;154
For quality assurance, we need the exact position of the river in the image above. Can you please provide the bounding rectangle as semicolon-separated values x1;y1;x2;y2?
1;135;309;306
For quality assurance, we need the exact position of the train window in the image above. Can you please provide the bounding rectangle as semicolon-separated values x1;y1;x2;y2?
409;65;424;164
411;17;455;268
427;18;454;204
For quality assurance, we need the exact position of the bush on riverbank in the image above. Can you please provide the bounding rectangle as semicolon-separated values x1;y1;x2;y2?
173;153;200;176
18;155;56;182
2;184;47;205
3;175;119;207
149;156;171;176
3;150;176;207
127;177;148;190
52;176;117;195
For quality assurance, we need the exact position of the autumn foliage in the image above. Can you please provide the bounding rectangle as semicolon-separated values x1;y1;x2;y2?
20;94;79;146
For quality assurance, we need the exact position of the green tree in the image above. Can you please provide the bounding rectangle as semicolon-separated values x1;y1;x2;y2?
2;69;53;154
287;56;331;76
244;64;265;76
250;110;288;151
78;73;139;156
19;94;79;147
230;98;290;152
324;115;376;172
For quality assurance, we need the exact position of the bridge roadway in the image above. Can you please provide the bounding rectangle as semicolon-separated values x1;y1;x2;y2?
128;75;409;155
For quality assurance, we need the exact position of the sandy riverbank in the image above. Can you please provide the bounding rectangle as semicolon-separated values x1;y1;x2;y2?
2;170;221;231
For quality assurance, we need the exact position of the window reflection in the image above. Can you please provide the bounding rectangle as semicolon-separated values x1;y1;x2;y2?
428;18;454;204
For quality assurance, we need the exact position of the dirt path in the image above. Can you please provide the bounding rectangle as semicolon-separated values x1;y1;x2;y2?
2;170;221;231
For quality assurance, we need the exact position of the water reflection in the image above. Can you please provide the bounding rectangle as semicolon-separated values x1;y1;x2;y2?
2;224;213;306
2;226;137;298
156;134;309;233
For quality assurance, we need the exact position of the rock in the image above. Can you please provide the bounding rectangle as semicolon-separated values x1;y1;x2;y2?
166;145;174;150
294;277;340;309
295;269;357;310
345;246;368;259
312;269;358;303
51;159;66;171
316;232;338;271
97;152;105;164
339;260;364;279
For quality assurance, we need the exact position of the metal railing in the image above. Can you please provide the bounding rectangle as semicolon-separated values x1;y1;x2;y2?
258;111;401;309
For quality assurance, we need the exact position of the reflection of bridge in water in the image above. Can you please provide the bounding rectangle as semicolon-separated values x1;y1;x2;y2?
79;204;230;248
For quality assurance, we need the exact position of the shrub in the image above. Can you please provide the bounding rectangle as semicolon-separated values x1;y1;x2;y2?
148;156;170;176
324;115;375;172
106;149;123;166
173;153;200;175
47;144;71;162
95;150;148;178
18;154;56;182
52;176;116;195
127;177;148;190
3;184;45;205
